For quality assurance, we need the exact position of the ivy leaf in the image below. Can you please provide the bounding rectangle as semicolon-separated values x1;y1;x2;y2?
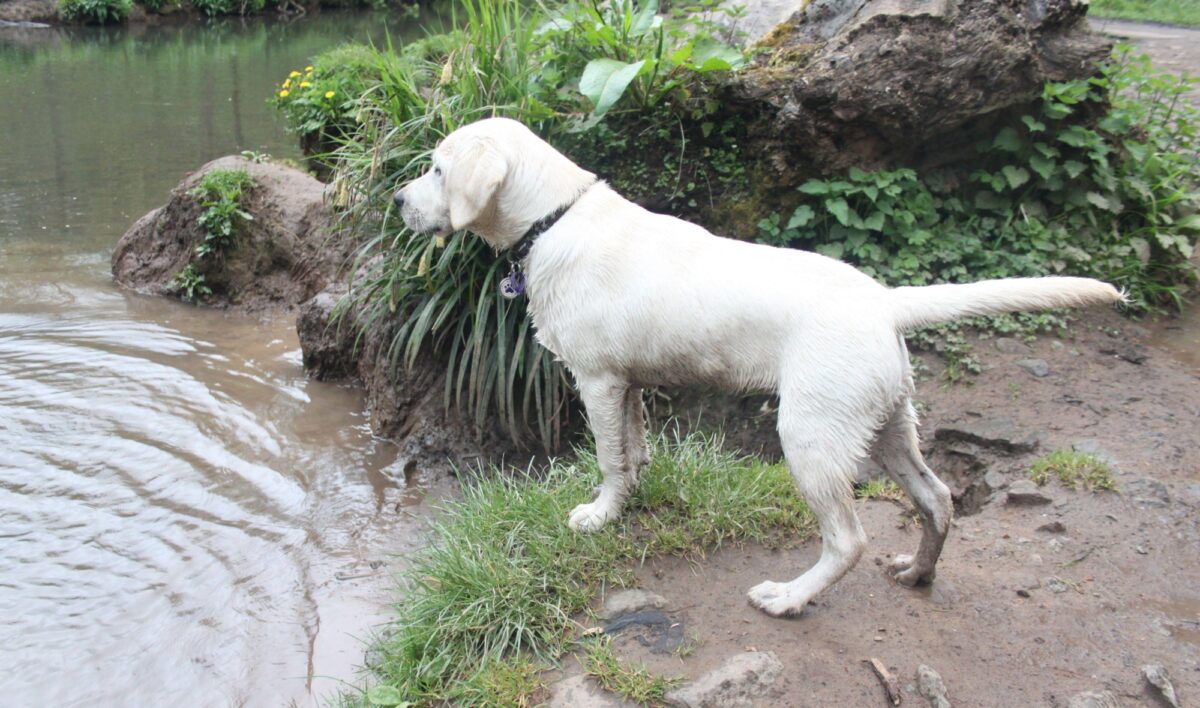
992;127;1023;152
1001;165;1031;189
864;212;886;231
580;59;646;116
787;205;815;229
1029;154;1056;180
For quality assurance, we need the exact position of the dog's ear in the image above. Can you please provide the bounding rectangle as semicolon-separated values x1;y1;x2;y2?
446;138;507;232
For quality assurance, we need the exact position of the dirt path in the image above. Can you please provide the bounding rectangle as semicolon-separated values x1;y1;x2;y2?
596;306;1199;707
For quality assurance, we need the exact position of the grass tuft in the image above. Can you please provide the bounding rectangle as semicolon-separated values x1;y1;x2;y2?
855;478;905;502
1029;450;1117;491
582;636;681;705
361;430;814;705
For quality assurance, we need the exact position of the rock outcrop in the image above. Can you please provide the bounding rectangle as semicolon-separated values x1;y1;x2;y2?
112;156;348;313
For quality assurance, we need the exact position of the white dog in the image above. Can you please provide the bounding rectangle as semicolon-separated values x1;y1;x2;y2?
395;117;1122;617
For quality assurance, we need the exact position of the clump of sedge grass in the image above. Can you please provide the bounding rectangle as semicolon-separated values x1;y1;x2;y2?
582;636;680;705
360;430;814;705
1029;450;1116;491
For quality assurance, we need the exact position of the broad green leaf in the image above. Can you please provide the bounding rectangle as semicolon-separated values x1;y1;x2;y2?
1063;160;1087;179
864;212;886;231
367;685;409;706
690;38;745;71
787;205;815;229
579;59;646;116
1176;214;1200;232
1085;191;1113;211
798;180;830;195
629;0;661;37
1002;165;1031;189
826;197;853;227
992;127;1023;152
1021;115;1046;132
1029;154;1056;180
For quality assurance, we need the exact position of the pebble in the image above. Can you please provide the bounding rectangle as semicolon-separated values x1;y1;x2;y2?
1017;358;1051;377
1067;690;1120;708
1142;663;1181;708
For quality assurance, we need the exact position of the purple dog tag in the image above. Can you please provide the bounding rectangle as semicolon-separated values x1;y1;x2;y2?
500;271;527;299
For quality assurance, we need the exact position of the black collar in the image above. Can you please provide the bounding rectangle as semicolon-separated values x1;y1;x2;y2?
509;181;596;263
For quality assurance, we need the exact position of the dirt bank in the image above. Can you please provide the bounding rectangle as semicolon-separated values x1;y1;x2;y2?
588;307;1200;706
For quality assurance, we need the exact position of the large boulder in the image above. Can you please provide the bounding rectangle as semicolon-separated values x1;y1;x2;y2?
111;156;349;313
725;0;1111;182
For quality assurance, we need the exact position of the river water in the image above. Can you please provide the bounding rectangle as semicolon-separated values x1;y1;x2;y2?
0;12;443;706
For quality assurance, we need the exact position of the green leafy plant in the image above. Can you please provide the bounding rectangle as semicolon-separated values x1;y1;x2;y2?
582;636;681;704
58;0;132;23
188;0;264;16
759;46;1200;312
170;169;254;302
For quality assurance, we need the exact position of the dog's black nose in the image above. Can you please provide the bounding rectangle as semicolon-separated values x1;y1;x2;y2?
393;190;405;209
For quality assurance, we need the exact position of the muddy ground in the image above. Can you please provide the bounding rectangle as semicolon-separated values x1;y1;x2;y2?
587;306;1199;707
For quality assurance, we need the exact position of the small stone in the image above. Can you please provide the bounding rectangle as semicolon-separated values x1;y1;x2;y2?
1135;545;1148;555
1122;478;1170;508
546;675;626;708
916;664;951;708
934;419;1040;455
1017;358;1051;377
1044;577;1070;594
665;652;782;707
1141;663;1181;708
1099;343;1149;364
1037;521;1067;534
1007;480;1053;506
599;589;667;621
1016;588;1031;598
994;337;1033;355
1067;690;1121;708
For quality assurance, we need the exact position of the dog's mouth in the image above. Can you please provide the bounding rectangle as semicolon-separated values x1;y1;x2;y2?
400;210;451;238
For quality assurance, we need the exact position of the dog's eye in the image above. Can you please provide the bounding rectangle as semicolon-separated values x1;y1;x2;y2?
433;166;442;177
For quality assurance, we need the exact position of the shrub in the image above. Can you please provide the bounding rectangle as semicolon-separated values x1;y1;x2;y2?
58;0;132;23
189;0;264;16
758;45;1200;311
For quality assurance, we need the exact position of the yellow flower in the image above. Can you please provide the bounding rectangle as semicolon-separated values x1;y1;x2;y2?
305;66;313;72
282;79;291;88
288;70;301;78
324;90;335;99
300;81;311;88
278;89;289;98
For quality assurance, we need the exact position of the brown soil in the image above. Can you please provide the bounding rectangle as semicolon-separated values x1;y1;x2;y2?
597;306;1200;706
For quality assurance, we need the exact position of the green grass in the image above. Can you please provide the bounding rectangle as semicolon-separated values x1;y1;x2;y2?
582;636;681;706
1090;0;1200;27
854;478;904;502
1029;450;1117;491
359;430;814;706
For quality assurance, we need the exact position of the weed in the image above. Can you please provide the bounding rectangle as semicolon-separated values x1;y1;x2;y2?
854;478;904;502
582;636;681;705
171;263;211;302
170;168;254;302
58;0;131;23
1030;450;1117;491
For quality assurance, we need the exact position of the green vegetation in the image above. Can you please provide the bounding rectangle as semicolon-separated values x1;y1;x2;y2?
58;0;132;23
854;478;904;502
1030;450;1117;491
360;431;813;705
1089;0;1200;27
583;636;681;705
758;47;1200;312
189;0;265;16
170;168;255;302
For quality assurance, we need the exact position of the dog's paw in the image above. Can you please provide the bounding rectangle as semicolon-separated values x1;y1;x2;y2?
568;502;614;533
887;554;934;587
747;580;806;618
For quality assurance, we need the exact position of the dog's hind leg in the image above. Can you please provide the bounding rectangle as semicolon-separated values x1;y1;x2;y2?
870;399;953;586
747;402;870;617
569;375;635;532
623;387;650;487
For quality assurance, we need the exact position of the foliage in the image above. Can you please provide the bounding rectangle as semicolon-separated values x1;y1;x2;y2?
302;0;746;448
1030;450;1117;491
58;0;132;24
170;169;254;302
1089;0;1200;27
189;0;264;16
137;0;168;11
357;431;813;705
582;636;681;705
171;263;212;301
758;46;1200;312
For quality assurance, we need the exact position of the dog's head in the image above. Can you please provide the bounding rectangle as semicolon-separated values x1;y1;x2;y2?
394;117;594;249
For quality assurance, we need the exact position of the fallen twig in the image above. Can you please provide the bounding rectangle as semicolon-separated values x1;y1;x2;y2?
864;657;901;705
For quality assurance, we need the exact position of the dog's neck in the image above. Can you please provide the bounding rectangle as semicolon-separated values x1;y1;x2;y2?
471;144;596;250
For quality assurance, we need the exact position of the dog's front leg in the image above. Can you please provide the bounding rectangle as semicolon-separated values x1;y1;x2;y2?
570;375;634;533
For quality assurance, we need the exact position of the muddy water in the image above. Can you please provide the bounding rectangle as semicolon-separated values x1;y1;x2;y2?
0;13;444;706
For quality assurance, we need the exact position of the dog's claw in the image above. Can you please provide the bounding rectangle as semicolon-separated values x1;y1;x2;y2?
568;502;613;532
747;580;806;617
887;554;934;586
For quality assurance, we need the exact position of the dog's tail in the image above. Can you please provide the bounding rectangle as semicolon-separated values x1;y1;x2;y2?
890;276;1125;330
